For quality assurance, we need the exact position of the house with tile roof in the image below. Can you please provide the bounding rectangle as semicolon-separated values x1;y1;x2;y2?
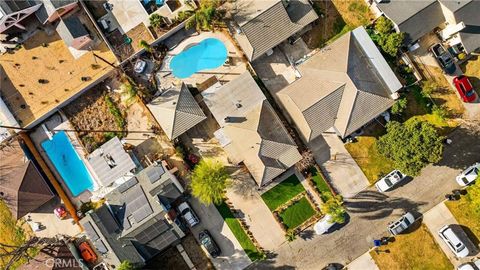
202;72;302;186
277;26;402;142
230;0;318;61
372;0;480;53
0;139;55;220
147;82;207;140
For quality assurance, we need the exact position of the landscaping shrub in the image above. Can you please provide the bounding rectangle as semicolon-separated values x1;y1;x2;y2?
191;158;229;205
391;97;408;115
104;95;125;129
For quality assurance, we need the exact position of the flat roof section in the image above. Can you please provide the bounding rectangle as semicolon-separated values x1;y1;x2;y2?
0;28;116;127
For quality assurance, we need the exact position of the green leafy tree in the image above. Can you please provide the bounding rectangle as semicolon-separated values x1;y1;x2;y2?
191;158;229;205
321;195;346;224
149;13;166;29
375;16;394;35
185;0;221;32
391;97;407;115
376;119;444;176
380;32;404;56
118;261;136;270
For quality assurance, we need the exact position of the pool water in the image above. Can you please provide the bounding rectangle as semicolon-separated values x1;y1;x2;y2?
170;38;227;79
41;131;94;197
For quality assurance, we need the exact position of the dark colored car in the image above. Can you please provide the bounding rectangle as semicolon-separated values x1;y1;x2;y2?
453;75;477;102
430;43;456;74
199;230;221;258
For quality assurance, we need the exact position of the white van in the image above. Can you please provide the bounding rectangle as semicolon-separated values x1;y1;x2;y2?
438;225;469;258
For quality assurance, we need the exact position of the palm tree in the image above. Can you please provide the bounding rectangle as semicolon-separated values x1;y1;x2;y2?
139;39;152;53
321;195;346;224
190;158;230;205
149;13;166;29
185;0;221;32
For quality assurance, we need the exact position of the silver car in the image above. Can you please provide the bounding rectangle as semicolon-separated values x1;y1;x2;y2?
388;212;415;235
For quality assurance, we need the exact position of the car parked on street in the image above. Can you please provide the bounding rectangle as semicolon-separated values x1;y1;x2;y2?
453;75;477;103
388;212;415;235
430;43;456;74
375;170;406;192
458;259;480;270
199;230;221;258
456;162;480;186
314;214;336;235
178;202;200;227
438;225;469;258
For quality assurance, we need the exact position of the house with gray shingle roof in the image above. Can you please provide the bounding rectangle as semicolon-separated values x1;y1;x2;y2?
230;0;318;61
56;15;92;50
147;82;206;140
277;26;402;142
202;72;302;186
373;0;480;53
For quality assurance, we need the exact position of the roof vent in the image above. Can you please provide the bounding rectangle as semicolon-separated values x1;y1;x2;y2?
235;103;242;108
224;116;231;123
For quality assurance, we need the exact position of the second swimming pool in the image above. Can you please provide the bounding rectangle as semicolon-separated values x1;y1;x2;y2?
170;38;227;79
41;131;95;197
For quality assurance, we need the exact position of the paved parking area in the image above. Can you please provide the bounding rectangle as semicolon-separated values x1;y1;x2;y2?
423;203;478;267
309;132;369;198
188;197;252;270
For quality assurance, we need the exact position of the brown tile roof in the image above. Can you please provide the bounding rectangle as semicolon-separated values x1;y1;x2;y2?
1;140;54;219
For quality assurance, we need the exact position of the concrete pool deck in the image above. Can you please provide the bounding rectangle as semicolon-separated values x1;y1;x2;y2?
161;31;247;87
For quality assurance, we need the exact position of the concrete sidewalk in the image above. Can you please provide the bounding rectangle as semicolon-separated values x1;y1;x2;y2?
346;252;379;270
423;202;478;267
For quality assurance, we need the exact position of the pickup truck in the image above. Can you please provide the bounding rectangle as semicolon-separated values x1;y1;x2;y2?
430;43;456;74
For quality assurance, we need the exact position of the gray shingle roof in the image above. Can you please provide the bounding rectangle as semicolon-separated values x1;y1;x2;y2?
56;15;89;47
147;83;206;140
277;26;400;140
455;0;480;53
203;72;301;186
86;136;136;187
233;0;318;61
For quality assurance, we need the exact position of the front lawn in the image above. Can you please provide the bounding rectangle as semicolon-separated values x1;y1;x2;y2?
445;193;480;243
344;123;396;185
215;201;264;261
460;54;480;89
370;224;453;270
261;174;305;211
309;167;334;202
278;197;316;230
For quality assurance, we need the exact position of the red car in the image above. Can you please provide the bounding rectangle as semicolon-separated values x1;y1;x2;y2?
79;242;97;263
453;75;477;102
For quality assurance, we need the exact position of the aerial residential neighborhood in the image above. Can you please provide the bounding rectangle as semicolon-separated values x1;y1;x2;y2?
0;0;479;269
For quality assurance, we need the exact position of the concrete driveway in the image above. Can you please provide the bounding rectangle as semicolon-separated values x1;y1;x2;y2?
423;203;479;267
309;132;370;198
248;123;480;269
188;197;251;270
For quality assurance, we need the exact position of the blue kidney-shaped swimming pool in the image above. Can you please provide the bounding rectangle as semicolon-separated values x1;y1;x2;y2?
170;38;227;79
41;131;95;197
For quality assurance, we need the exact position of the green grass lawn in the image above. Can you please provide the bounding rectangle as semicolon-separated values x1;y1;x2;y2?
279;197;316;230
460;53;480;89
261;174;305;211
309;167;333;202
370;224;453;270
215;201;264;261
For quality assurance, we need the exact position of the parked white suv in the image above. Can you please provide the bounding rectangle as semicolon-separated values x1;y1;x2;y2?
456;162;480;186
314;214;336;235
458;259;480;270
178;202;200;227
438;225;469;258
388;212;415;235
375;170;406;192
